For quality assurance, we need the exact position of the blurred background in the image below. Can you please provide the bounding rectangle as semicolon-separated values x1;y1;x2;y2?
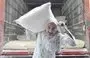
3;0;90;57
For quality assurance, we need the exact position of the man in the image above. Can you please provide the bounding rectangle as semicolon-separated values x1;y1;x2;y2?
32;22;76;58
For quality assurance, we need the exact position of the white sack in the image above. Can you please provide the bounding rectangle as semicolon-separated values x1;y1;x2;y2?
15;2;58;33
3;41;36;50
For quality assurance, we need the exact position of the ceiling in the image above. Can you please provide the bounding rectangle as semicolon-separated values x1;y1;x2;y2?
23;0;66;9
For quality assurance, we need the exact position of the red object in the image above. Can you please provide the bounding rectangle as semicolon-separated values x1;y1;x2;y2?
84;0;90;21
2;49;89;55
0;0;4;53
1;50;33;55
57;49;88;55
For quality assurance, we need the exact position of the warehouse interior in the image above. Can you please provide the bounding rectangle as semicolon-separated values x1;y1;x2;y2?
5;0;85;44
2;0;90;58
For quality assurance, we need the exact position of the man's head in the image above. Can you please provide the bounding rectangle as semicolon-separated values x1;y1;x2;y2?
46;22;58;36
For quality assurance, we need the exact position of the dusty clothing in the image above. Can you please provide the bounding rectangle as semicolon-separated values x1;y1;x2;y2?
32;31;60;58
32;31;75;58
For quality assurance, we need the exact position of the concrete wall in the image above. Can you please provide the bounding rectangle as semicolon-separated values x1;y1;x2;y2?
52;8;61;17
61;0;85;41
4;0;28;43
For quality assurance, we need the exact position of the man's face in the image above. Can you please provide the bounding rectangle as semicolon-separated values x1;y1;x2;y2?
47;22;57;36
